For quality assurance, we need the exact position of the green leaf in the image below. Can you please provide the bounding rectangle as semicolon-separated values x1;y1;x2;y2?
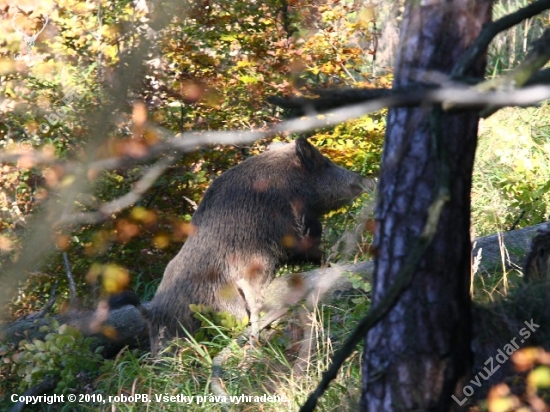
238;75;259;84
33;340;46;351
529;366;550;388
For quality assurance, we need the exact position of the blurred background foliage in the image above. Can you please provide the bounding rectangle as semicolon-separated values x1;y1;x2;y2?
0;0;384;318
0;0;550;408
0;0;385;401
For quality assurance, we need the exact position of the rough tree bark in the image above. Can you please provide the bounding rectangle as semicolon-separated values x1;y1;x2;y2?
362;1;493;411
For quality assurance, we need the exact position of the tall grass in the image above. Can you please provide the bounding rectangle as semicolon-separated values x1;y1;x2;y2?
488;0;550;75
472;104;550;238
93;0;550;408
92;292;367;411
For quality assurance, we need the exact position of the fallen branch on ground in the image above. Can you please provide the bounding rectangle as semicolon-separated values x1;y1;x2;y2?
1;222;543;355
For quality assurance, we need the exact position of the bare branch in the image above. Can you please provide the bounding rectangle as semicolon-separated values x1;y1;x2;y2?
0;83;548;316
62;252;77;308
182;196;198;211
58;155;176;225
35;280;58;319
477;28;550;117
2;84;550;171
1;221;544;359
525;67;550;86
451;0;550;77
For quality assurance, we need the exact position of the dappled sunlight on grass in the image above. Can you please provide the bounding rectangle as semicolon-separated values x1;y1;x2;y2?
472;104;550;238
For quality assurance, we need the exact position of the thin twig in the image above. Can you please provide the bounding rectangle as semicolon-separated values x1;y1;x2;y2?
35;279;58;319
58;155;176;225
510;210;526;231
62;252;77;307
182;196;198;211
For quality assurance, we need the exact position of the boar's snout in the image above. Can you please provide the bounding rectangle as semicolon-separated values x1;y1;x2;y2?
350;175;376;196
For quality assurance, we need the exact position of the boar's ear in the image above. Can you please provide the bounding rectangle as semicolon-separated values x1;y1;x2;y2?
295;137;324;171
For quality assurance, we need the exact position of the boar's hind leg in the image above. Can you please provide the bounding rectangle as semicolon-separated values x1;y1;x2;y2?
236;278;260;342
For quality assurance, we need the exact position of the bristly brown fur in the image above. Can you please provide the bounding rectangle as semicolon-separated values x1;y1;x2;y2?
130;138;373;354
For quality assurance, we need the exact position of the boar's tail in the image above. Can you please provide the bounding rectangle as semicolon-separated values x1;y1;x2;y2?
108;290;151;321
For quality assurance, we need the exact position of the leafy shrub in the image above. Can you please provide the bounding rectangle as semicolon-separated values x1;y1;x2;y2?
190;304;249;343
472;104;550;236
7;318;102;393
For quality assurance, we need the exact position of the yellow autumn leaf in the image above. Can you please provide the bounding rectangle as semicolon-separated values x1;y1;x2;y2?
528;366;550;388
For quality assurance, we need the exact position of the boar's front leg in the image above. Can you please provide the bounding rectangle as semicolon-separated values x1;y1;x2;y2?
286;213;323;264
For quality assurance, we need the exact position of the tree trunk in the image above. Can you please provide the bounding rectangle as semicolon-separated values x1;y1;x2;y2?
362;1;493;410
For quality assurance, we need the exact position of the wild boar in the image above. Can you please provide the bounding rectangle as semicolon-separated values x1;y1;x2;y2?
114;137;373;354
